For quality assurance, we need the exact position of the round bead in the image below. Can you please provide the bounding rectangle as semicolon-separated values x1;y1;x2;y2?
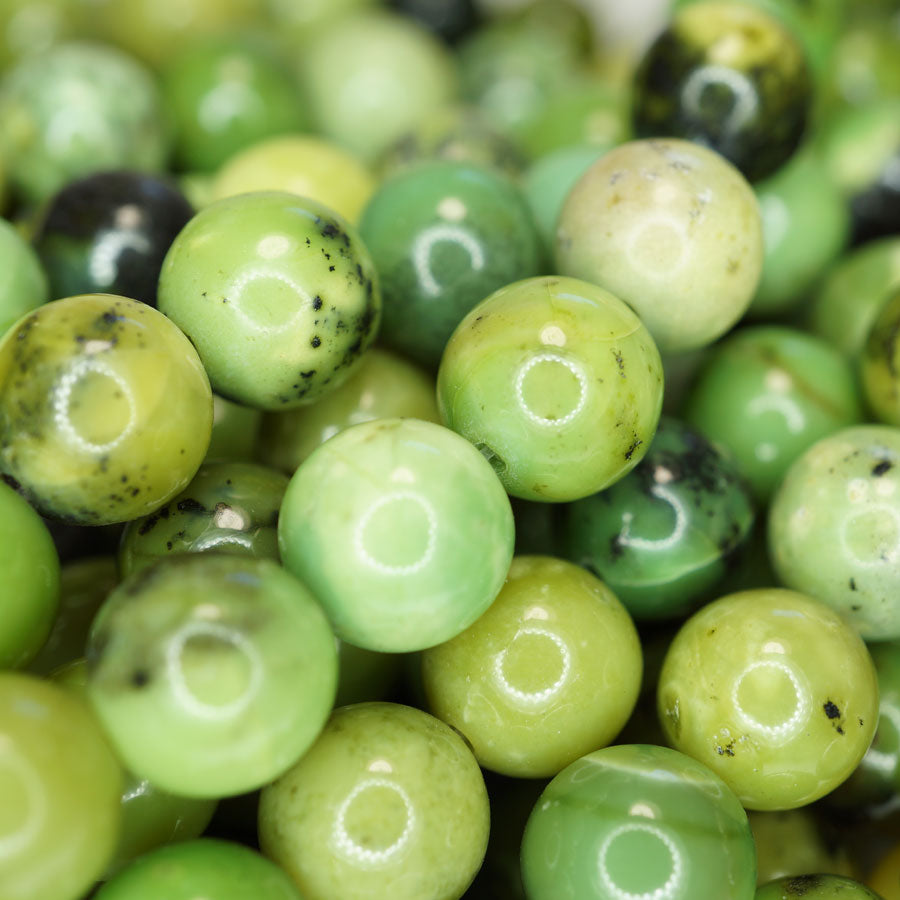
861;287;900;425
422;555;642;778
436;275;663;502
278;418;514;652
657;588;878;810
520;744;757;900
258;702;489;900
157;191;381;411
768;425;900;640
555;138;763;353
0;294;213;525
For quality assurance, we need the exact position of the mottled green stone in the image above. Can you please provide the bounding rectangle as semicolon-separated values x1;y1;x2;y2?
633;1;812;182
658;588;879;810
520;744;757;900
157;191;381;411
437;275;664;502
768;425;900;640
422;555;641;778
258;702;489;900
755;875;883;899
684;326;862;503
118;461;289;577
359;161;542;370
861;287;900;425
0;218;48;335
561;417;755;621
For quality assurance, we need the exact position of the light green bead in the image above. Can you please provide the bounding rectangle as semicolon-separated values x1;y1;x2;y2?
278;418;514;652
0;218;48;336
422;555;641;778
437;275;663;502
258;702;490;900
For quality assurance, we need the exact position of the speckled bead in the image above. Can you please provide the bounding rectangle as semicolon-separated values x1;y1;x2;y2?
157;191;381;411
0;294;213;525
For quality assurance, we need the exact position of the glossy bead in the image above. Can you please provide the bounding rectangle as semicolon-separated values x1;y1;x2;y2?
0;294;213;524
258;702;490;900
0;479;60;667
278;418;514;652
808;236;900;359
359;161;543;369
161;36;307;173
520;744;757;900
257;348;439;474
560;417;755;621
422;555;642;778
657;588;879;810
32;171;194;307
755;875;883;899
210;135;376;224
633;2;811;182
684;326;862;503
768;425;900;640
118;461;289;577
861;288;900;426
86;555;338;798
0;41;169;205
437;275;664;502
157;191;381;411
556;138;763;354
95;838;304;900
0;217;48;334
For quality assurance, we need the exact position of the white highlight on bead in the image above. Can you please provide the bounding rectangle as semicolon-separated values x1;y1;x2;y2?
731;658;809;742
354;491;437;576
681;64;759;135
617;484;687;552
412;224;484;297
513;352;588;428
596;822;685;900
0;750;47;856
492;626;572;708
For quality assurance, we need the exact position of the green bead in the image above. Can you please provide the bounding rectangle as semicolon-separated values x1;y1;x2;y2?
633;2;811;182
157;191;381;411
437;275;664;502
207;394;262;462
657;588;879;810
755;875;883;899
827;19;900;110
0;41;169;205
684;326;862;503
278;418;514;652
807;236;900;359
0;480;59;668
0;294;213;525
161;36;307;173
561;417;755;621
750;146;849;318
95;839;304;900
768;425;900;640
861;287;900;425
556;138;763;353
257;348;439;474
258;702;490;900
422;555;642;778
118;461;289;577
86;555;338;798
520;744;757;900
0;217;48;335
359;161;543;369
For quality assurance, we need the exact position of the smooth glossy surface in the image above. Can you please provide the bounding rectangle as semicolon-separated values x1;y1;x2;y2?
119;461;288;576
359;161;543;369
0;294;213;524
755;875;883;899
257;347;439;474
0;672;122;900
520;744;756;900
158;191;381;411
633;2;811;182
95;838;304;900
658;588;879;810
33;171;194;307
685;326;862;503
0;217;48;335
422;555;641;778
0;479;59;668
862;288;900;426
556;139;763;353
87;555;338;798
258;702;490;900
0;41;168;204
769;426;900;640
561;417;755;621
437;275;664;502
278;418;514;652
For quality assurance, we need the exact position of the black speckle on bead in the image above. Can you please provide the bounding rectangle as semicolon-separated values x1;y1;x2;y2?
311;336;321;348
849;577;857;591
624;437;642;461
872;459;893;477
131;669;150;688
612;349;625;377
166;541;173;550
784;875;821;896
329;265;335;272
823;700;840;719
177;498;206;513
313;295;323;310
300;370;316;379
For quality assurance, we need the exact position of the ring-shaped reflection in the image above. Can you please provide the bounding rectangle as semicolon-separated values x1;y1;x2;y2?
412;223;485;297
840;503;900;569
681;64;759;136
492;626;572;709
597;821;685;900
353;491;438;577
514;353;588;428
224;266;311;336
618;484;688;552
731;659;809;743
